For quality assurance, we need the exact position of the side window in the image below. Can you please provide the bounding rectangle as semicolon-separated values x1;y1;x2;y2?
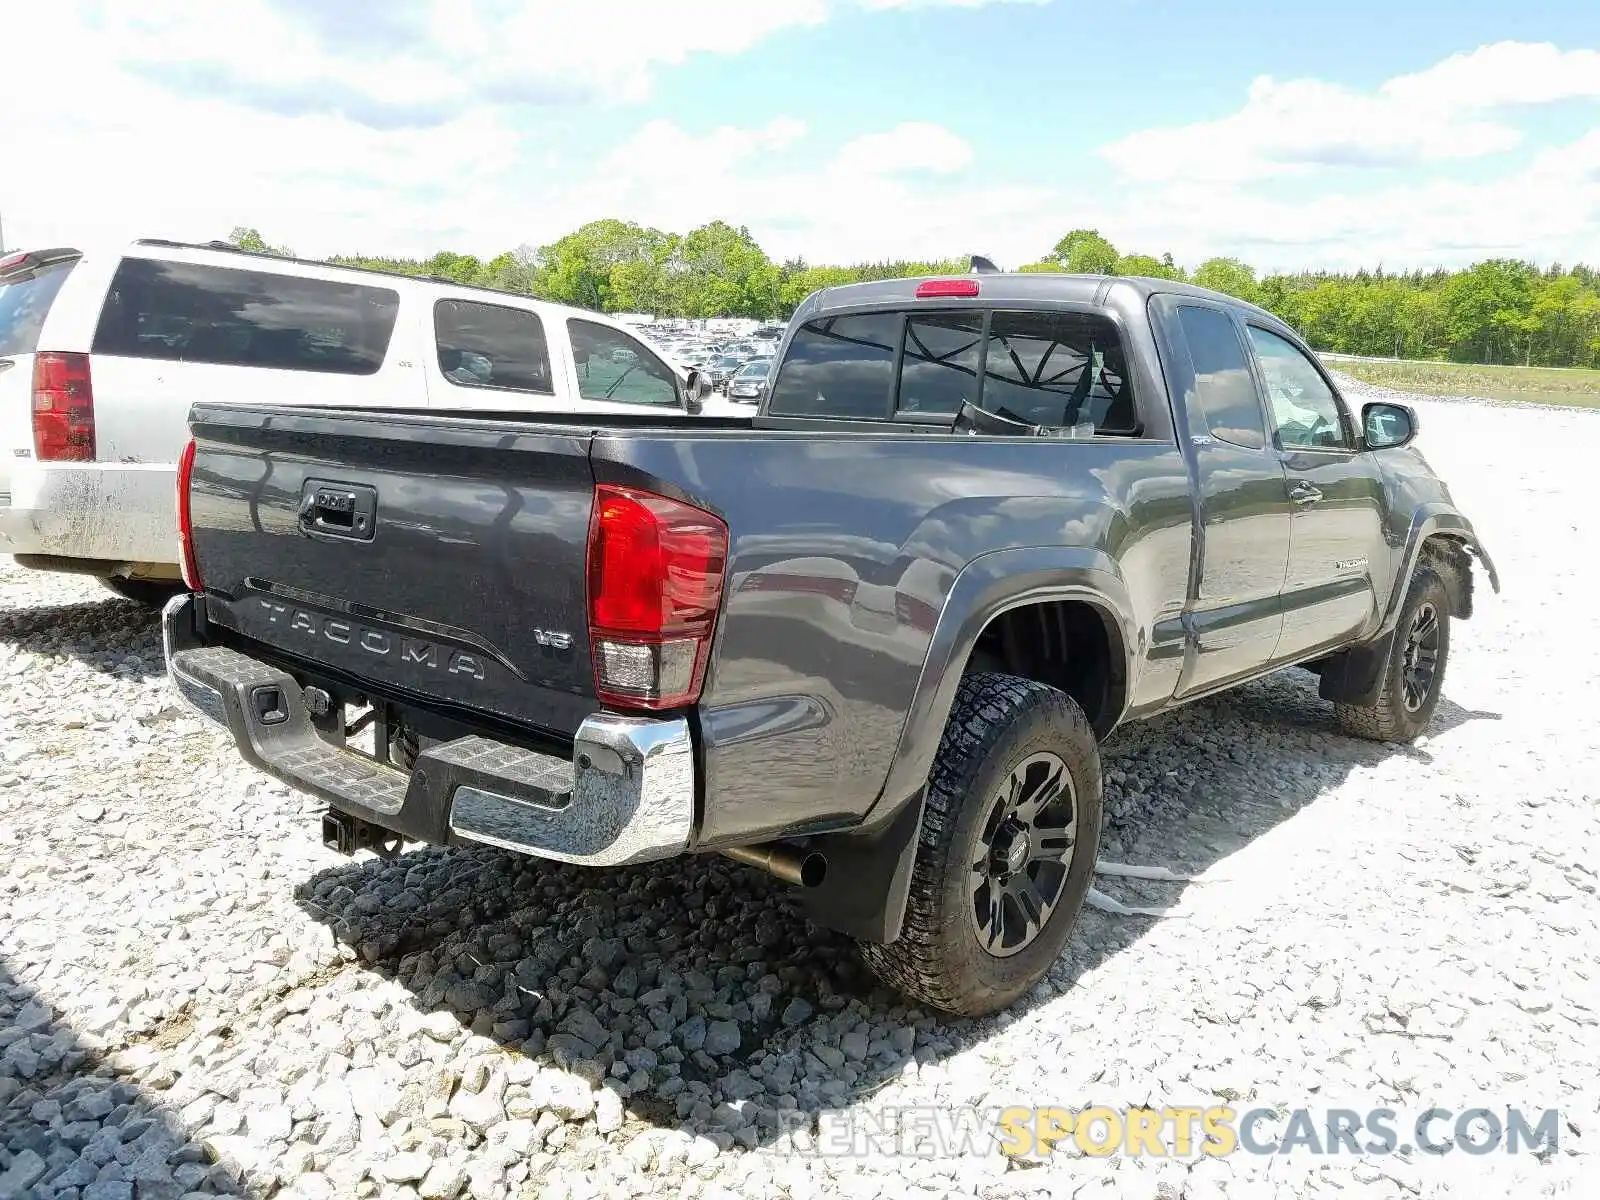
1246;326;1353;450
980;311;1137;434
767;313;899;419
569;320;680;407
897;313;983;416
1176;306;1267;450
91;257;399;375
434;300;553;395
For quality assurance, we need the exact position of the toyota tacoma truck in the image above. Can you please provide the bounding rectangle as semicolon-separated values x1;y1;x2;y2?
164;271;1498;1016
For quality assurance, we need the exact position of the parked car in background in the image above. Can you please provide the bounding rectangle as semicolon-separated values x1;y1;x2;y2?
167;270;1496;1016
0;239;719;599
726;358;771;401
709;355;745;390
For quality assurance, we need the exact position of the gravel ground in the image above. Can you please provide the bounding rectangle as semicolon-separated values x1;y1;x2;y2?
2;387;1597;1199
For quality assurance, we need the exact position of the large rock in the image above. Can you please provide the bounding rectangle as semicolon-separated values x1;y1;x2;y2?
447;1065;507;1132
703;1020;741;1056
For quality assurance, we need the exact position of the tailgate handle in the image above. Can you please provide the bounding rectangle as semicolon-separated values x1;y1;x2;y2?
300;480;377;541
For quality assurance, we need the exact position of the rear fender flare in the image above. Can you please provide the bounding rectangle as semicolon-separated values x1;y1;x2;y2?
869;546;1137;832
802;547;1136;944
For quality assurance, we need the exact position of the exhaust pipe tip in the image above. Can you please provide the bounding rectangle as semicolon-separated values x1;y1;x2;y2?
795;851;827;889
721;843;828;888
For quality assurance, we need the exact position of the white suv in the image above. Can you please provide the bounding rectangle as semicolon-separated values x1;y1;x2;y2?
0;239;723;600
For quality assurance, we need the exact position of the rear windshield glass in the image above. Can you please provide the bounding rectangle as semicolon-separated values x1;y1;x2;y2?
980;311;1136;434
91;257;400;375
769;306;1138;434
767;313;899;419
0;260;76;356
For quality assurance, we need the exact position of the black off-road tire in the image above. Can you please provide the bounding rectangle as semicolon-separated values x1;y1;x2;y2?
100;577;185;607
1334;564;1451;743
859;672;1102;1017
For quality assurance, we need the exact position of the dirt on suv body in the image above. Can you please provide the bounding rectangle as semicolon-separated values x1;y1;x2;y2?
164;271;1497;1015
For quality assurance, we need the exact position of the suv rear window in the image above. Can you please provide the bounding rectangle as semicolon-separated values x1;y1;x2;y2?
0;259;76;356
435;299;554;394
91;257;400;375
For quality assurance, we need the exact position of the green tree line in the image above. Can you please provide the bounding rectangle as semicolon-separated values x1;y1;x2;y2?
228;223;1600;368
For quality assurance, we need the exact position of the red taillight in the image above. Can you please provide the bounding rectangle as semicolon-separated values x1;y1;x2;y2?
586;484;727;711
31;352;95;462
176;438;202;591
915;278;980;299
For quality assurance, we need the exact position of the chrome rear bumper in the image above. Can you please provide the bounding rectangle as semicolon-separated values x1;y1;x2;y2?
163;593;696;866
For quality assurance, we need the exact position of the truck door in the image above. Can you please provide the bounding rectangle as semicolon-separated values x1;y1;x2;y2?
1242;323;1386;660
1153;298;1293;696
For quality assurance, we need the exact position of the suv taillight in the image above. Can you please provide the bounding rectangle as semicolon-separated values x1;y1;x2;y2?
176;438;202;590
32;352;95;461
586;484;727;711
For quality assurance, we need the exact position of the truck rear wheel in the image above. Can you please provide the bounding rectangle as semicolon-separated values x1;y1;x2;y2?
1334;564;1450;743
860;672;1101;1017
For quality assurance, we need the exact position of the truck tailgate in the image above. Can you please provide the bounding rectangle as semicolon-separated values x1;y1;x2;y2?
187;405;598;737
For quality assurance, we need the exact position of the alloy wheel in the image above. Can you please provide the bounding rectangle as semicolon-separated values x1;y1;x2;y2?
1401;601;1442;712
967;751;1078;958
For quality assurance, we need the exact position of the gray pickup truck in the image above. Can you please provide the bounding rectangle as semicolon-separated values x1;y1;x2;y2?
164;271;1498;1016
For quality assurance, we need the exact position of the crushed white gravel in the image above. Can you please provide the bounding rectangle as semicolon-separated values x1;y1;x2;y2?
1;387;1597;1199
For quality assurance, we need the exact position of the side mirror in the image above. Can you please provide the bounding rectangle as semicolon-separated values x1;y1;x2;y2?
1362;401;1418;450
682;369;712;413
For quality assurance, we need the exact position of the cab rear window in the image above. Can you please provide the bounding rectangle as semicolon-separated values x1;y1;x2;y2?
766;313;899;419
0;259;76;356
91;257;400;375
768;307;1138;435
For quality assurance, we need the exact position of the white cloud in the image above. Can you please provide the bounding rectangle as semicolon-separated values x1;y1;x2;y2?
1102;40;1600;186
1101;76;1521;184
3;0;837;139
40;0;1037;126
1382;41;1600;111
1084;41;1600;270
832;123;975;175
520;119;1040;264
1069;124;1600;273
0;12;1595;276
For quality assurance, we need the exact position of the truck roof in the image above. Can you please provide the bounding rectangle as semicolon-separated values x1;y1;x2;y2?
800;271;1287;330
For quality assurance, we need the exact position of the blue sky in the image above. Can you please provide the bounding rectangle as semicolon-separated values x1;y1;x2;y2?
5;0;1598;272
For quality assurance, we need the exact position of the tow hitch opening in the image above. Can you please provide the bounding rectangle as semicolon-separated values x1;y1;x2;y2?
322;810;406;859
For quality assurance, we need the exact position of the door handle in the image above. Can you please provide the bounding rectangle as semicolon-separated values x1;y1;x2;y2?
1289;481;1323;506
299;479;378;541
0;358;15;374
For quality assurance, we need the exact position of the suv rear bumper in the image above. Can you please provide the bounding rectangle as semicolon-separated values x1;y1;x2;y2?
0;461;180;565
163;594;696;867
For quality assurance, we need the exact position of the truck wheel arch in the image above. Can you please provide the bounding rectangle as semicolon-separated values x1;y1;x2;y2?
1385;507;1498;632
877;547;1136;817
799;548;1137;945
1317;510;1494;707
